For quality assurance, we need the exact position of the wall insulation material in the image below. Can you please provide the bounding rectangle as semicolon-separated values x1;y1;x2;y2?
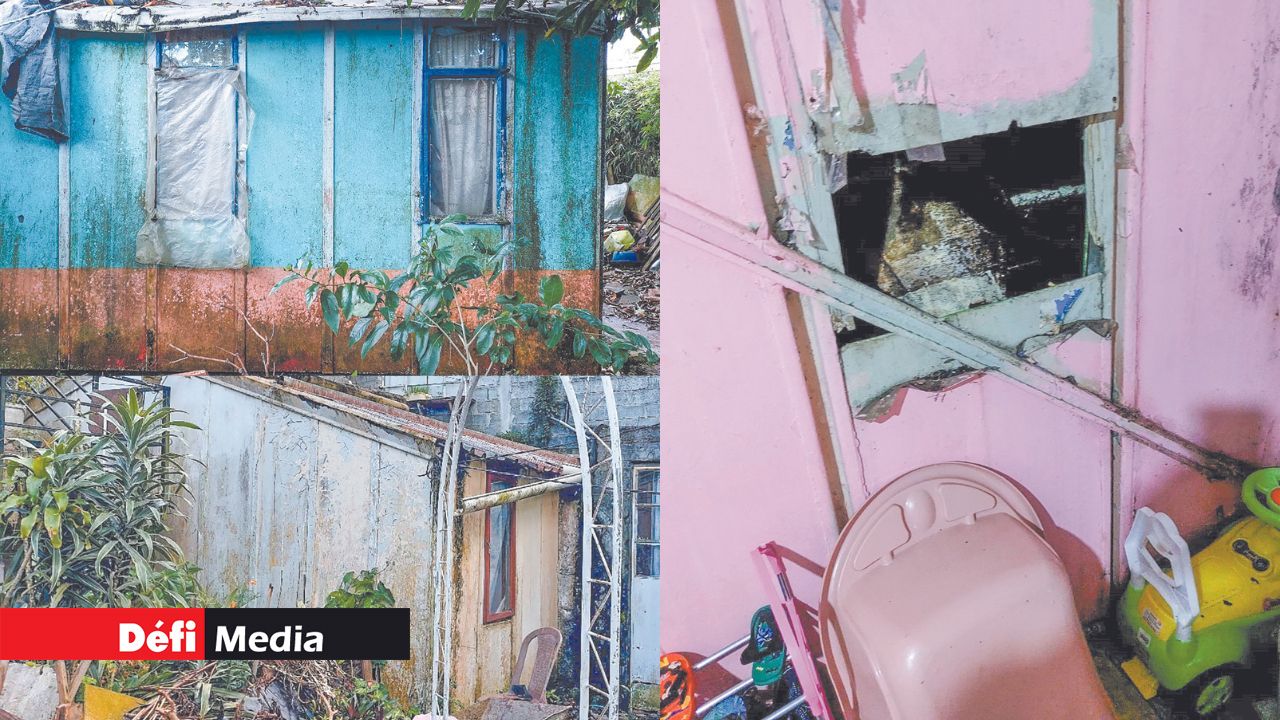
137;67;250;268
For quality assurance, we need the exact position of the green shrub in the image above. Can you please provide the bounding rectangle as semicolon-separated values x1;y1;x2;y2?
605;69;659;182
0;391;197;608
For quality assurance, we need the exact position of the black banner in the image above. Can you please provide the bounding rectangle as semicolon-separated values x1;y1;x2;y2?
203;608;411;660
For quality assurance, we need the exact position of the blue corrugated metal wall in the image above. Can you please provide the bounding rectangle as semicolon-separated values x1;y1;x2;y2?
245;24;326;268
0;22;601;274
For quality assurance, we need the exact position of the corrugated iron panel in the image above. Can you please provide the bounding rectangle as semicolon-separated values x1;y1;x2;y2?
244;268;327;373
64;269;150;369
154;269;245;371
0;269;59;369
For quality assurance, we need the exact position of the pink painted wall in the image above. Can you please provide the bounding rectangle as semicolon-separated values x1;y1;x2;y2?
662;0;1280;708
1115;1;1280;543
661;0;845;678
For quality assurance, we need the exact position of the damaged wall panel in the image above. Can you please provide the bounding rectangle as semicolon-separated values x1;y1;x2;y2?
808;0;1119;156
512;29;601;275
67;34;148;270
245;24;325;267
333;20;416;270
841;274;1106;410
66;34;150;369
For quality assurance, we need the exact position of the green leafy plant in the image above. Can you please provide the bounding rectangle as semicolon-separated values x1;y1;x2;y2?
463;0;659;71
0;391;198;609
325;569;396;609
349;678;413;720
605;69;659;181
273;217;656;374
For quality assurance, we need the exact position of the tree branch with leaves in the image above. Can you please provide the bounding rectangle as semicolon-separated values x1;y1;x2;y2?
463;0;659;71
273;215;656;374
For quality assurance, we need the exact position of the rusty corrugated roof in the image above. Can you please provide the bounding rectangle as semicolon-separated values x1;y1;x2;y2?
231;375;581;475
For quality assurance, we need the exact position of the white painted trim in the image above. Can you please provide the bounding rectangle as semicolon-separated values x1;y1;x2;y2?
733;1;845;270
410;22;423;252
144;35;158;218
322;23;335;266
53;5;551;32
237;28;249;223
1085;116;1118;318
57;39;69;269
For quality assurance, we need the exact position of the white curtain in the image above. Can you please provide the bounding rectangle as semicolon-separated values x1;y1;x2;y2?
429;28;499;68
488;502;512;615
427;29;498;218
429;78;496;218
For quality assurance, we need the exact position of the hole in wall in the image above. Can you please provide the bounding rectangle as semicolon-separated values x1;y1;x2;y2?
832;118;1088;344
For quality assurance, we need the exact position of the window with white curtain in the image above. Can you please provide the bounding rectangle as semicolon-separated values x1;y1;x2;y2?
484;469;515;622
425;26;504;220
136;31;249;269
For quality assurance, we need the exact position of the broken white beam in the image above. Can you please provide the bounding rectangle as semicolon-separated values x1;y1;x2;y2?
459;473;581;514
665;192;1250;481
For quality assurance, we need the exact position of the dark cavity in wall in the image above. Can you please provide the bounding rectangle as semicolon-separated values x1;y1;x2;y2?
833;119;1087;343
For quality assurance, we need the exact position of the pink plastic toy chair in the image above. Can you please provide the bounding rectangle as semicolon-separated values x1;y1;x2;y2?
819;463;1114;720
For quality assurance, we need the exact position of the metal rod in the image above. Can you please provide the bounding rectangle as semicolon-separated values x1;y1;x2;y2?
693;635;750;671
761;696;809;720
562;377;594;720
695;678;754;718
458;473;580;513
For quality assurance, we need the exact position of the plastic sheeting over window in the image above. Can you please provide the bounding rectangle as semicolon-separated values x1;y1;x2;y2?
136;59;249;268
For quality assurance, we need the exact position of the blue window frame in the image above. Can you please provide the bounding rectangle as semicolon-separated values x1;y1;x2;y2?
422;25;508;223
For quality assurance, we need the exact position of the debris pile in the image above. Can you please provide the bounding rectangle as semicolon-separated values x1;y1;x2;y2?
601;174;660;354
602;174;660;270
604;265;659;330
45;660;413;720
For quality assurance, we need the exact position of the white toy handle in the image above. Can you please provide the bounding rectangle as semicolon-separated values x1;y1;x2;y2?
1124;507;1200;642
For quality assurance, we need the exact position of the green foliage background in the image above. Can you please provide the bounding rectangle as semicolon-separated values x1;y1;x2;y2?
606;69;660;183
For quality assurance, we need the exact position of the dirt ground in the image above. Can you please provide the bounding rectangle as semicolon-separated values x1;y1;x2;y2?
603;264;660;365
